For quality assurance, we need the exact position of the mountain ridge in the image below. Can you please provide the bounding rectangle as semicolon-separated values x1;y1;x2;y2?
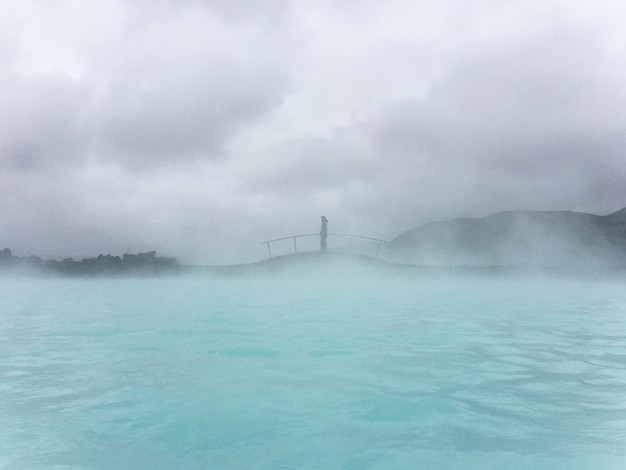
388;208;626;266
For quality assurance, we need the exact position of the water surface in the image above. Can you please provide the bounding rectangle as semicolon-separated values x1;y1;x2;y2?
1;273;626;469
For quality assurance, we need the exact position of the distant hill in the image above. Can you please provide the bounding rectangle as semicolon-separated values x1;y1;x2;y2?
388;208;626;267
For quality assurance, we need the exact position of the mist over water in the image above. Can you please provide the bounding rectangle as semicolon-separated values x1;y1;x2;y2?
3;1;626;467
2;272;626;469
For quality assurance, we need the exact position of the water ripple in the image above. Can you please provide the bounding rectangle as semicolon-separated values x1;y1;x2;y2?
2;277;626;469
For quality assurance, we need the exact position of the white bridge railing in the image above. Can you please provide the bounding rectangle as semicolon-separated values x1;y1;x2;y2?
261;233;388;259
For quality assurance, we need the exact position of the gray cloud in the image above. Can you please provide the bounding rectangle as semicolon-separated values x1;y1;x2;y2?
96;61;288;166
247;132;380;195
1;0;625;264
359;18;626;216
0;72;92;170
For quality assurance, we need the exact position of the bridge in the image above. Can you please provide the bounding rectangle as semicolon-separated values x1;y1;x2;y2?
261;233;388;259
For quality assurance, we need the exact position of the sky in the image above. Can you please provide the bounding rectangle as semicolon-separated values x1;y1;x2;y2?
1;0;626;264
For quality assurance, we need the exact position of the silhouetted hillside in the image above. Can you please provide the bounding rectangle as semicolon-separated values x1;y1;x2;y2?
388;208;626;266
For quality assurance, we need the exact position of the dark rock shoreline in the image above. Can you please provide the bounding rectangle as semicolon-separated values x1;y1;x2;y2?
0;248;180;277
2;248;625;278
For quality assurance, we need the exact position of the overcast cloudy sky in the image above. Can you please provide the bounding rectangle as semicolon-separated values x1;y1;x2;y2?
1;0;625;264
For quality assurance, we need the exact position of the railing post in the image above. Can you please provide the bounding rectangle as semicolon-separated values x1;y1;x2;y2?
267;243;272;258
293;236;297;253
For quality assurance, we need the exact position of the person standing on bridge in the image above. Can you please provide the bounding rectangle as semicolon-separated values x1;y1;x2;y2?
320;216;328;252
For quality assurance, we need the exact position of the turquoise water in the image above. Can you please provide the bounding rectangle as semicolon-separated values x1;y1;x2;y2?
1;273;626;469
